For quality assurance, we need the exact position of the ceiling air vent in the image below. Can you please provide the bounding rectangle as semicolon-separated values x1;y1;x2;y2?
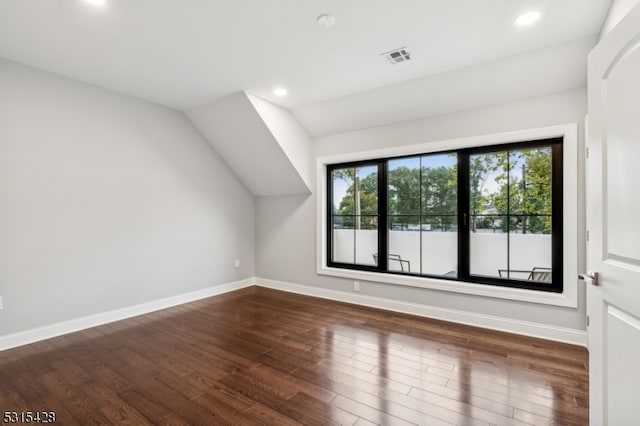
381;47;411;65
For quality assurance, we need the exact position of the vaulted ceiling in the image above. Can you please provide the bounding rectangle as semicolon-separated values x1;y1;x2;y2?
0;1;610;136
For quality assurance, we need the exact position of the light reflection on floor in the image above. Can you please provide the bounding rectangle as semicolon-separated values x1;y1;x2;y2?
320;323;579;425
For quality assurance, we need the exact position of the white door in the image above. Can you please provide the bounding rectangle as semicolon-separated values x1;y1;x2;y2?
587;4;640;425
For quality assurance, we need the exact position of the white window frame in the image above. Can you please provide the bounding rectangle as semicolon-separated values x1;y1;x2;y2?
316;123;579;308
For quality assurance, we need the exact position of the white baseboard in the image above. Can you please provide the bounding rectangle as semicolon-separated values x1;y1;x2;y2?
1;276;586;352
0;278;255;352
255;278;587;347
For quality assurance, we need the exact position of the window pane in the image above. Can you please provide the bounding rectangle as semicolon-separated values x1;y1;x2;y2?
355;165;378;216
332;166;378;218
388;157;420;217
509;224;552;283
331;164;378;265
332;217;354;264
470;146;554;284
470;216;508;279
421;154;457;215
388;157;420;273
422;215;457;277
388;154;458;276
388;216;419;273
331;167;355;264
355;218;378;266
511;147;552;214
470;152;505;217
469;151;512;279
332;168;354;216
421;154;457;277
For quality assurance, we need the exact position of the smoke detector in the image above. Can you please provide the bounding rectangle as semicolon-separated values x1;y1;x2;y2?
381;47;411;65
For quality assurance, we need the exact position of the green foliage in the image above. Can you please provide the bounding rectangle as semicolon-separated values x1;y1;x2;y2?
485;148;552;234
335;161;458;231
469;154;496;231
333;147;552;234
333;168;378;229
388;166;420;226
420;166;457;230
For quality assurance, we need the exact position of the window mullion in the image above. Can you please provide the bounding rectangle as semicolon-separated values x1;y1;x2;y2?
551;143;563;288
458;152;470;280
419;156;423;275
378;161;388;272
506;151;511;280
327;165;334;267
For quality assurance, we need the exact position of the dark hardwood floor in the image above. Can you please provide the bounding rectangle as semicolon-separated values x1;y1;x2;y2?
0;286;589;425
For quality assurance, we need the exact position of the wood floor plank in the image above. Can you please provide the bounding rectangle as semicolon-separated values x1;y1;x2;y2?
192;392;263;425
219;373;338;426
115;365;223;425
314;359;415;394
155;412;190;426
100;399;153;425
254;348;318;374
289;392;360;426
244;402;307;426
117;389;170;423
38;394;81;426
81;381;123;410
0;286;589;425
330;394;425;426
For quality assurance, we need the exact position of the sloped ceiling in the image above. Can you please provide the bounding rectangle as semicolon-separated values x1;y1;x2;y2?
186;92;312;196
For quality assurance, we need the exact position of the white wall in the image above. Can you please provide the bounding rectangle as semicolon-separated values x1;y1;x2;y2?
256;88;587;332
0;59;255;336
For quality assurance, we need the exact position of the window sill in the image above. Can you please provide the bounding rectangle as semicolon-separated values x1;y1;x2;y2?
318;265;577;307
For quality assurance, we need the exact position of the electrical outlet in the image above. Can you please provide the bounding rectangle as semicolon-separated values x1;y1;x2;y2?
0;296;3;310
353;281;360;292
234;259;240;268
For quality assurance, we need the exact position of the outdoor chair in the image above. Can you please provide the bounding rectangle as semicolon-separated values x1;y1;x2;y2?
372;253;411;272
498;266;551;282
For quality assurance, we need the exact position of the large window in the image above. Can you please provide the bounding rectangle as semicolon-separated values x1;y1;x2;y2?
327;138;563;292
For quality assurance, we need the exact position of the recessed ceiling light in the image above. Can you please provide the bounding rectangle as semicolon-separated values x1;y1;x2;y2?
515;11;541;26
317;14;336;29
85;0;107;5
273;88;288;97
